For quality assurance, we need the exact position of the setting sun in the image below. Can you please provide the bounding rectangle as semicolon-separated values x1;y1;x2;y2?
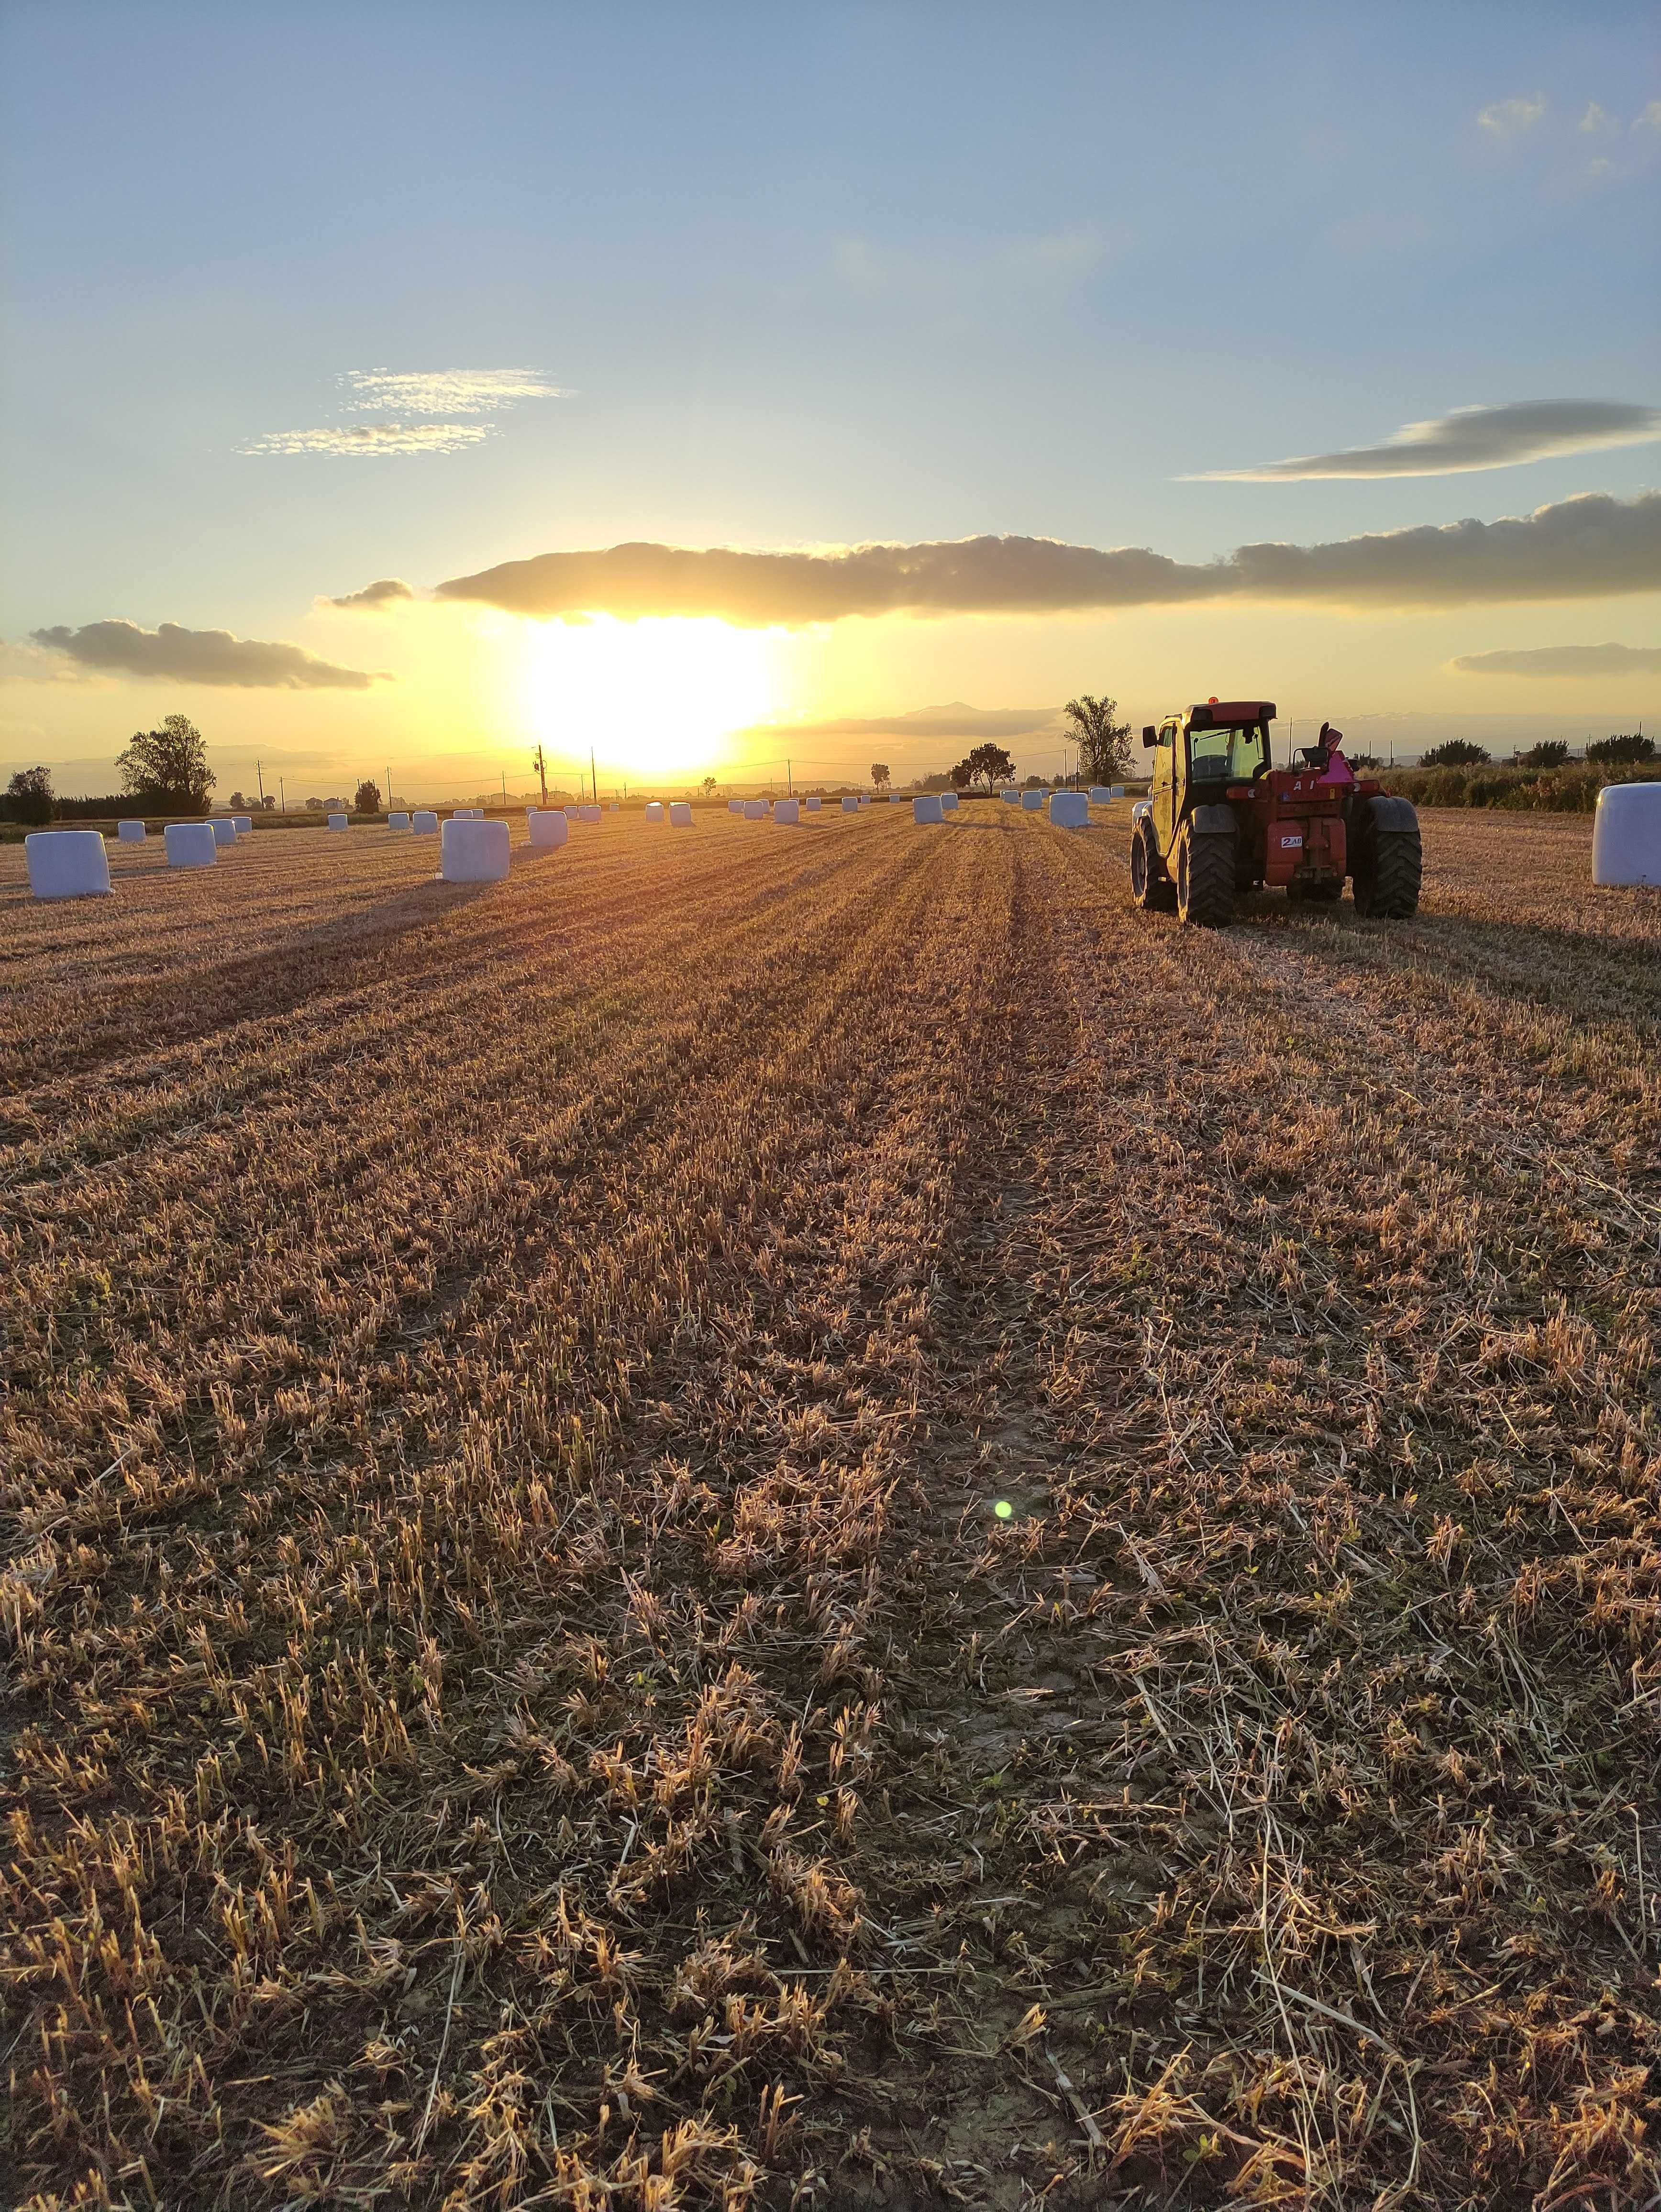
521;614;780;782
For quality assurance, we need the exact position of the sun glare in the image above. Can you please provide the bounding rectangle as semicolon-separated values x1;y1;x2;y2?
523;616;779;782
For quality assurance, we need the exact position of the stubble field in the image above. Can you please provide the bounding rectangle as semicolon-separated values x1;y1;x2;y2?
3;801;1660;2211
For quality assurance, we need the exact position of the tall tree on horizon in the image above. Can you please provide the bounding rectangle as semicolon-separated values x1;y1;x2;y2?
1063;696;1131;785
116;714;214;814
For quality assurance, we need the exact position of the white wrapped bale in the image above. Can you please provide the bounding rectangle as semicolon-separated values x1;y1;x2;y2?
327;812;348;831
211;816;237;845
842;796;858;812
669;800;692;825
165;822;217;868
774;797;800;824
940;791;958;810
1089;786;1112;804
858;794;870;805
806;795;821;811
645;801;664;822
913;794;944;824
580;805;602;822
742;798;767;819
1001;787;1019;803
610;802;618;811
440;816;510;882
1593;783;1661;887
1112;784;1124;798
1020;790;1043;811
528;809;569;849
1050;791;1089;828
25;830;113;900
412;810;438;835
728;797;744;812
117;819;146;842
233;814;253;835
388;810;410;830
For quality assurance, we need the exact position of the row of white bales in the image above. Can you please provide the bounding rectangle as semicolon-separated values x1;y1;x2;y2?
19;784;1128;899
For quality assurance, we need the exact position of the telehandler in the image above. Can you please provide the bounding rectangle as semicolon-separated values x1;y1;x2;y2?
1129;699;1421;927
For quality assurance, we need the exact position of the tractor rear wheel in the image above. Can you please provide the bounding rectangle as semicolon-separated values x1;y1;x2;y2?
1352;797;1423;918
1131;821;1177;912
1175;823;1235;927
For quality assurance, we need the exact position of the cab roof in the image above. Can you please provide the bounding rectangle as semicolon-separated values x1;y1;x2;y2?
1184;700;1275;730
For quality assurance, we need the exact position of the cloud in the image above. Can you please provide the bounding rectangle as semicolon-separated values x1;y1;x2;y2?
341;368;566;414
1478;95;1546;135
320;577;416;611
1635;100;1661;134
1452;642;1661;679
1186;400;1661;481
744;702;1065;741
0;639;100;685
240;423;494;457
29;619;386;689
427;493;1661;627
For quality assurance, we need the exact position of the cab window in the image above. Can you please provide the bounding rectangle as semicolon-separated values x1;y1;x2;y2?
1188;723;1265;780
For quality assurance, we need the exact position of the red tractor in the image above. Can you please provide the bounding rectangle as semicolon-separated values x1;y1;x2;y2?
1129;699;1422;927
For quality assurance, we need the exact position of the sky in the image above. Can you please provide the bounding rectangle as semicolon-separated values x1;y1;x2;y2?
2;0;1658;796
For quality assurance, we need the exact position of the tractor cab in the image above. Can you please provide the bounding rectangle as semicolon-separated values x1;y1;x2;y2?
1143;701;1273;857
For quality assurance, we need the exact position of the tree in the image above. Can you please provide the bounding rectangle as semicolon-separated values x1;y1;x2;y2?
1588;733;1655;765
227;790;248;811
4;765;55;825
961;741;1015;794
1420;740;1490;767
1063;695;1132;783
117;714;213;812
702;775;718;798
354;778;381;814
1516;741;1569;768
871;763;890;790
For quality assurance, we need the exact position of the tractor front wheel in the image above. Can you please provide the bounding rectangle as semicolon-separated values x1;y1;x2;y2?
1131;821;1177;912
1175;823;1235;928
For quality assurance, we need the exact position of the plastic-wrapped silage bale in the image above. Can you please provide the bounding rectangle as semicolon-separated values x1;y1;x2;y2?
806;795;821;811
211;817;237;845
412;810;438;835
742;798;767;819
440;817;510;882
117;819;146;842
1089;786;1112;804
1050;791;1089;828
1020;790;1043;811
233;814;253;835
580;805;601;822
1593;784;1661;886
913;794;944;824
842;796;858;812
728;798;744;812
940;792;958;810
327;812;348;831
774;798;800;824
1112;784;1124;798
528;809;569;849
165;822;217;868
644;801;664;822
669;801;692;826
25;830;113;900
388;811;410;830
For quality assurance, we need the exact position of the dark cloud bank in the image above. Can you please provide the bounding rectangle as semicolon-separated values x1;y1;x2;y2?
429;493;1661;628
30;619;384;688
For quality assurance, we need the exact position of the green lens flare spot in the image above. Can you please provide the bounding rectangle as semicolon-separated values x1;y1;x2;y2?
994;1500;1014;1521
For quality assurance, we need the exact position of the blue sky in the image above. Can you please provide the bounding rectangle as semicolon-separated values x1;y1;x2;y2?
3;1;1657;791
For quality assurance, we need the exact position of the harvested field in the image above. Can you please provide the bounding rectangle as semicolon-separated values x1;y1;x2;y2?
4;803;1661;2209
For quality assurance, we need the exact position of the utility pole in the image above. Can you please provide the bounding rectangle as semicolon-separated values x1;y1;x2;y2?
590;746;598;805
255;759;265;807
386;765;392;811
787;758;793;795
279;774;286;811
500;768;507;806
532;744;548;807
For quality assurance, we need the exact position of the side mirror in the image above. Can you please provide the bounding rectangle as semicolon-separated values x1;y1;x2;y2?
1141;725;1156;750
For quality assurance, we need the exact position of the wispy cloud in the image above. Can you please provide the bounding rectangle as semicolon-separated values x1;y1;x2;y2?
1478;95;1546;135
1452;642;1661;678
319;576;416;610
426;493;1661;627
241;423;495;457
341;368;567;413
30;619;386;689
1186;400;1661;482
